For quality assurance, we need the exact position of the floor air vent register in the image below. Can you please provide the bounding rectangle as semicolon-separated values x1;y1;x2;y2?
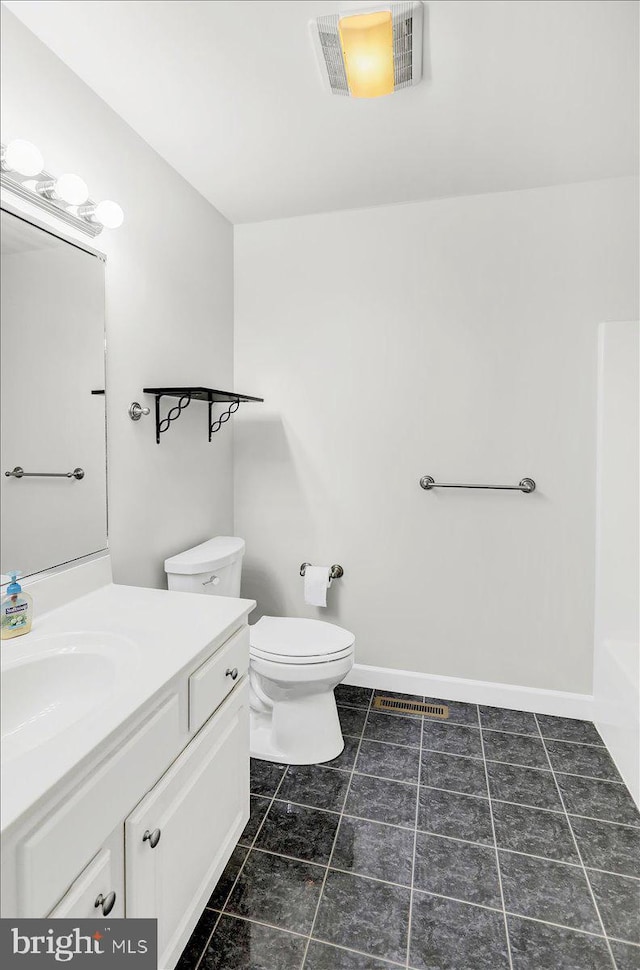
373;696;449;718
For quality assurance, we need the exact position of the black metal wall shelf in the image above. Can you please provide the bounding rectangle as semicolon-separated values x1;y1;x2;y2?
143;386;264;443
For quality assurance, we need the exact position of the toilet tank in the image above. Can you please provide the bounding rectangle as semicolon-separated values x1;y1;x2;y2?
164;536;245;597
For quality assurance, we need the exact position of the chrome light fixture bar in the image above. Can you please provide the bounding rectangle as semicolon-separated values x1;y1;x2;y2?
0;139;123;237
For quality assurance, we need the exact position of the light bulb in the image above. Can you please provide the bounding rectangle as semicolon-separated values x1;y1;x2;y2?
94;200;124;229
3;139;44;177
54;173;88;205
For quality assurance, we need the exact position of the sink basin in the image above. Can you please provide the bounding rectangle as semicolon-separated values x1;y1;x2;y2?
1;632;138;761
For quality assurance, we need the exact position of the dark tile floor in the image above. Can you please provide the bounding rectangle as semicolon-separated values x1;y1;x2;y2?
177;687;640;970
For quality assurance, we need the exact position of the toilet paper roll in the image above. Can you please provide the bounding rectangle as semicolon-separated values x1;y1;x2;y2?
303;566;332;607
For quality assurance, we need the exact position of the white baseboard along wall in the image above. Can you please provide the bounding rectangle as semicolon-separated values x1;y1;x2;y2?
344;663;594;721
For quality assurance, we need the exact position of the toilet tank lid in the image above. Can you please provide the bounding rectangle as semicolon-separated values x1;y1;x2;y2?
164;536;245;575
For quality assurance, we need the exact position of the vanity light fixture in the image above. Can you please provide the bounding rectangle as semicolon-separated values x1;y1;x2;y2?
36;173;89;206
311;1;423;98
0;138;124;236
0;139;44;177
78;200;125;230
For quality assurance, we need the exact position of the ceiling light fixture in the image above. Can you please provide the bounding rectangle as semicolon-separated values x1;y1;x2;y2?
339;11;395;99
311;1;423;99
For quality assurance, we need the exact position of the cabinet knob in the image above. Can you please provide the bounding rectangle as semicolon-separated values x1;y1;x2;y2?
225;667;239;680
143;828;162;848
95;891;116;916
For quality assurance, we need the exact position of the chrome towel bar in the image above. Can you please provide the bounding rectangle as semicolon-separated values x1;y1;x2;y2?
420;476;535;493
4;466;85;480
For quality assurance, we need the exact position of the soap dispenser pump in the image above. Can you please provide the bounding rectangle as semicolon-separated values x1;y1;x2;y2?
1;571;33;640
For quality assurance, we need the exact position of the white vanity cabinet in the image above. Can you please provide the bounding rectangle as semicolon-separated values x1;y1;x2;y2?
49;831;124;919
2;612;252;970
126;683;248;966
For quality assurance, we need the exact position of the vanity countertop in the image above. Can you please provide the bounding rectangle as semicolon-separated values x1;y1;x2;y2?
1;583;255;835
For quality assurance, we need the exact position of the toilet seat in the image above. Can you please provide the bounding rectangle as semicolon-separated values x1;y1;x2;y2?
250;616;355;666
251;644;354;665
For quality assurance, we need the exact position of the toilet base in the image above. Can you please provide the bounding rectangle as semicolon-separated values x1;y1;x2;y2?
249;666;349;765
250;709;344;766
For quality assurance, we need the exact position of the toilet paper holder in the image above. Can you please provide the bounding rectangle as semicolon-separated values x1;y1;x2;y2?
300;563;344;580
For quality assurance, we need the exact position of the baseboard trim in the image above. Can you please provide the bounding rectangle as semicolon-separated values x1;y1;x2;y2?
343;663;594;721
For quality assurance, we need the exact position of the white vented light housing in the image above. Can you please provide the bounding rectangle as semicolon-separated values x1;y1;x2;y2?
311;2;423;98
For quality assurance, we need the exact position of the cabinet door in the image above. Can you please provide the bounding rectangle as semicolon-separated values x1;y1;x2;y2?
125;682;249;968
18;692;180;917
49;828;124;919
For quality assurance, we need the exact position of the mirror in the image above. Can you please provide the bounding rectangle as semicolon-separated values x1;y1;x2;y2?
1;207;107;578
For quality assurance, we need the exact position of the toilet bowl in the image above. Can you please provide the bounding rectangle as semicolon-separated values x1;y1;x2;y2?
164;537;355;765
249;616;354;764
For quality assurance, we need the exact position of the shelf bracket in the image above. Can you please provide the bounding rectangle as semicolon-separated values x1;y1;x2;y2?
153;392;192;444
142;387;263;444
208;398;241;441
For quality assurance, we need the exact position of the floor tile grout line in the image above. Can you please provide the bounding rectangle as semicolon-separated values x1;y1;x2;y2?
430;750;619;776
410;889;639;942
502;911;616;940
255;797;342;817
210;851;414;892
204;889;640;950
477;705;515;970
342;700;606;740
315;768;638;824
251;797;416;830
494;847;638;879
201;904;446;970
419;782;488;801
533;712;619;970
309;933;409;969
537;736;607;749
561;814;640;832
346;769;420;788
251;785;638;866
608;937;640;949
204;907;414;967
240;818;639;884
405;701;426;968
489;796;640;829
353;737;625;785
299;689;375;969
193;762;292;970
349;735;422;750
488;731;606;748
349;707;607;745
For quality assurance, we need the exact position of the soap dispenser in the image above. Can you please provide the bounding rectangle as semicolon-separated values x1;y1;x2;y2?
1;571;33;640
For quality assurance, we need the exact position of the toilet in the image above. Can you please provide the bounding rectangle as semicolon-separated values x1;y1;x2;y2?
164;536;355;765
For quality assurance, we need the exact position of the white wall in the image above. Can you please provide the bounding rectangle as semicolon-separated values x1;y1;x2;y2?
1;7;234;588
594;321;639;803
234;178;638;695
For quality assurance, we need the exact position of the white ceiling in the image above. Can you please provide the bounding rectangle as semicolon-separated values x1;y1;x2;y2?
3;0;638;224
